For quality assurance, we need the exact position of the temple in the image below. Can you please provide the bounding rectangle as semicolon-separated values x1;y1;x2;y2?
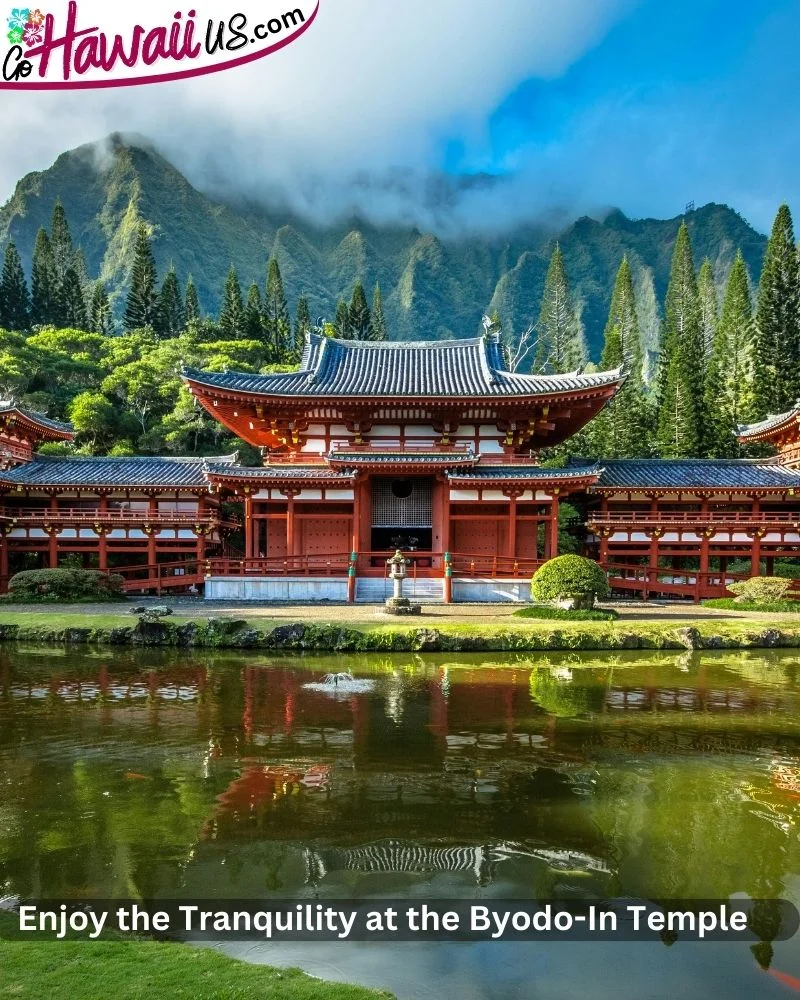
2;333;800;601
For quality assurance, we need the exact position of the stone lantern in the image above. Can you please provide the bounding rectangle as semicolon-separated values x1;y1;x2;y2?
384;549;421;615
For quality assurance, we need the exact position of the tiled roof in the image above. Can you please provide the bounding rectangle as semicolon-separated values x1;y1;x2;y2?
183;334;624;399
585;459;800;490
737;405;800;440
204;463;355;481
0;455;238;488
0;402;73;437
448;465;601;482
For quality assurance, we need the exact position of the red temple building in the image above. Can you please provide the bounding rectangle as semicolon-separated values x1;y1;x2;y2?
2;334;800;602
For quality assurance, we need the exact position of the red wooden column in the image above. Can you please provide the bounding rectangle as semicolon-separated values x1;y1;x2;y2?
244;494;254;560
0;531;9;588
751;498;762;576
442;481;453;603
286;493;296;561
97;495;109;571
548;494;560;560
506;492;518;560
196;496;207;565
147;496;158;566
646;531;660;601
48;495;59;568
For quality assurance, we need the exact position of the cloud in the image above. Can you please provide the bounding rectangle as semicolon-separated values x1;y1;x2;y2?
0;0;632;226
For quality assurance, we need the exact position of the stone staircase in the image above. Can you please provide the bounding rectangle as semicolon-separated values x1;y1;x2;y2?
355;577;445;603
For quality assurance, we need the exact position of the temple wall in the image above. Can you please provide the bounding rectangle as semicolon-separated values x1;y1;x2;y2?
205;577;350;601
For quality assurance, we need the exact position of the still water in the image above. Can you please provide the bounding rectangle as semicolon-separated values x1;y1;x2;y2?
2;647;800;998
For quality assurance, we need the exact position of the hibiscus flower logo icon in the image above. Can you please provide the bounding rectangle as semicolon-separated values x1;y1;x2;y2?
27;7;44;25
7;8;30;31
23;16;43;45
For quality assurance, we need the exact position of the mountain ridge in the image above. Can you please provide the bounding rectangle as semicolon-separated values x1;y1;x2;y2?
0;135;768;358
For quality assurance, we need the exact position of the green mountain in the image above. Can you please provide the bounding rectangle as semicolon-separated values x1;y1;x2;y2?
0;134;767;359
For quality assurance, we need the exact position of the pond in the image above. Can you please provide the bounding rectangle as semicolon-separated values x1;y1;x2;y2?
1;646;800;998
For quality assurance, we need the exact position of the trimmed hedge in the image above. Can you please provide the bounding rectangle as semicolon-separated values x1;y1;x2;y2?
514;606;619;622
531;555;611;603
7;569;125;602
727;576;794;603
704;598;800;614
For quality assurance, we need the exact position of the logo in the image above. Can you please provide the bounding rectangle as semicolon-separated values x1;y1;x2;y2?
1;1;318;89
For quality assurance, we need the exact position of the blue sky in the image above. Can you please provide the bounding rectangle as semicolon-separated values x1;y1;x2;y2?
442;0;800;230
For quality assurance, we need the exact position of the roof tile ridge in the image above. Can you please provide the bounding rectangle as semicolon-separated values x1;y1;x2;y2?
307;335;331;385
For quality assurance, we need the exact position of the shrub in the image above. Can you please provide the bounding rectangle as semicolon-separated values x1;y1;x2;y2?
727;576;793;603
532;555;610;609
7;568;125;602
703;598;800;613
514;606;619;622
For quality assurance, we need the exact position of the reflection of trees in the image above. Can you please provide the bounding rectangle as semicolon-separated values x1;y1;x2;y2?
528;667;609;717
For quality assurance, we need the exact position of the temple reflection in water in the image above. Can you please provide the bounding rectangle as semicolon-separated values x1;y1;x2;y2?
1;650;799;907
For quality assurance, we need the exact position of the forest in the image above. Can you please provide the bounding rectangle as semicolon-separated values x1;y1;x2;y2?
0;200;796;464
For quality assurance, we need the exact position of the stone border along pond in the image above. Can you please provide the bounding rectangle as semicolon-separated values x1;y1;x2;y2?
0;613;798;652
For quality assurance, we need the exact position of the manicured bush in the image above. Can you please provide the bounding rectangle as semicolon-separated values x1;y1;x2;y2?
531;555;611;609
703;598;800;614
727;576;793;603
7;568;125;602
514;606;619;622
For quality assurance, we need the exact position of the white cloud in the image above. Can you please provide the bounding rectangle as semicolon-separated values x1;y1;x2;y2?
0;0;632;224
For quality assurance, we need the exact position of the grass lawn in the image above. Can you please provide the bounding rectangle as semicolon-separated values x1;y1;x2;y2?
0;936;392;1000
1;605;799;650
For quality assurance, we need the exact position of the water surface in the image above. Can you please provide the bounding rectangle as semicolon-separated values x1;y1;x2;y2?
2;647;800;998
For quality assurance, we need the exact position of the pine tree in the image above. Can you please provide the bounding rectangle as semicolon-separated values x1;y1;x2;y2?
334;299;351;339
60;266;88;330
31;228;59;326
372;283;387;341
185;275;201;323
0;242;30;331
590;257;650;458
219;265;244;339
263;258;291;360
634;265;661;383
753;204;800;415
50;200;74;283
697;258;719;360
656;222;706;457
704;251;755;457
89;281;114;335
245;283;264;340
157;265;185;337
124;223;159;331
293;296;312;358
348;281;373;340
536;244;585;373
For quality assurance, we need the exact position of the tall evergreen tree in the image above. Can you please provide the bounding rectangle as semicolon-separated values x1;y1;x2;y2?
219;265;244;339
89;281;114;336
263;258;291;359
124;223;159;331
704;251;755;457
536;244;585;373
245;283;264;340
293;296;312;358
590;257;650;458
348;281;373;340
697;258;719;360
0;242;30;331
656;222;706;458
185;275;200;324
60;266;88;330
753;204;800;415
50;200;74;284
157;265;185;337
334;299;352;339
30;228;59;326
372;283;387;341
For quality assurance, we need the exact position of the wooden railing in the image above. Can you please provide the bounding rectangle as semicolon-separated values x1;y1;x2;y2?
590;511;800;526
449;553;543;578
0;507;240;528
206;554;353;577
116;559;207;595
603;561;800;601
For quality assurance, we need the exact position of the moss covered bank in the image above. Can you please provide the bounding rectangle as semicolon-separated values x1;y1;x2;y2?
1;612;799;652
